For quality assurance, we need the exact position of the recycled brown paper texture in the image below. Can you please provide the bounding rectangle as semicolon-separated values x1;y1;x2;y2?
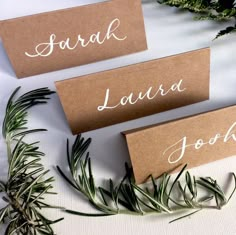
123;105;236;184
56;48;210;134
0;0;147;78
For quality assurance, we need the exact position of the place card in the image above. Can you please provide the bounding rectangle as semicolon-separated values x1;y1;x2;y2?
0;0;147;78
56;48;210;134
123;105;236;184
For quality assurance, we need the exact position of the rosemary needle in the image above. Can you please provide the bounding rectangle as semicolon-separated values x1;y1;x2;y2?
0;87;63;235
58;135;236;223
158;0;236;39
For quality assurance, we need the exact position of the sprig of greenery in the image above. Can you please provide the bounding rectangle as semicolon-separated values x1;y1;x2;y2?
157;0;236;39
57;135;236;222
0;87;63;235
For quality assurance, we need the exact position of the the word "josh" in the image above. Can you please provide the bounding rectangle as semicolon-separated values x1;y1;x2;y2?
163;122;236;164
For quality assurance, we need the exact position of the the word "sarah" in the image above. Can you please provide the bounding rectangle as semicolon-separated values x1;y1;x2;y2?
25;18;127;58
163;122;236;164
97;79;186;111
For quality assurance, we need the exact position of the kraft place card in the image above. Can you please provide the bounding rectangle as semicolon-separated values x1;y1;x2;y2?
56;48;210;134
0;0;147;78
123;105;236;184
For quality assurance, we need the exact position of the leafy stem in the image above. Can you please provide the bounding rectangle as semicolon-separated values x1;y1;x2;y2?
0;87;63;235
157;0;236;39
58;135;236;222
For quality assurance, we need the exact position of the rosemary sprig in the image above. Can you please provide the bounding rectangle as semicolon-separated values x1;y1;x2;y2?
0;87;63;235
157;0;236;39
57;135;236;222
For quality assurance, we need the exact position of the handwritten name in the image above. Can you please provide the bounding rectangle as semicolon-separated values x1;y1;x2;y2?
97;79;186;111
163;122;236;164
25;18;127;58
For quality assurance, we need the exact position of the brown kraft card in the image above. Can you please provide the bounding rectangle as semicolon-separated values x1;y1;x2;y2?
56;48;210;134
123;105;236;184
0;0;147;78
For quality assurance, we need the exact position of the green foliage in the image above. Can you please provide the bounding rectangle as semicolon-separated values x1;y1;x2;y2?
158;0;236;39
58;135;236;222
1;87;63;235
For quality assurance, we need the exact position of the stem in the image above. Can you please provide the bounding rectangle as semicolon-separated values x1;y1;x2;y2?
6;135;11;165
78;186;118;214
118;209;157;216
6;135;12;180
8;194;34;225
90;199;119;214
115;205;214;216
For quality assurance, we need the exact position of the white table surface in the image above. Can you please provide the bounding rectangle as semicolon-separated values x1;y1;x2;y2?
1;0;236;234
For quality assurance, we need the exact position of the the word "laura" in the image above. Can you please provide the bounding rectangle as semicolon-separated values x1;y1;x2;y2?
163;122;236;164
25;18;127;58
97;79;186;111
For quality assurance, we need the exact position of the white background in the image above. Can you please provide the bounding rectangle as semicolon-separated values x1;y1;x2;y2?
1;0;236;234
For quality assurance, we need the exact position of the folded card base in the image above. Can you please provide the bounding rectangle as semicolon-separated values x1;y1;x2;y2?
123;105;236;184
